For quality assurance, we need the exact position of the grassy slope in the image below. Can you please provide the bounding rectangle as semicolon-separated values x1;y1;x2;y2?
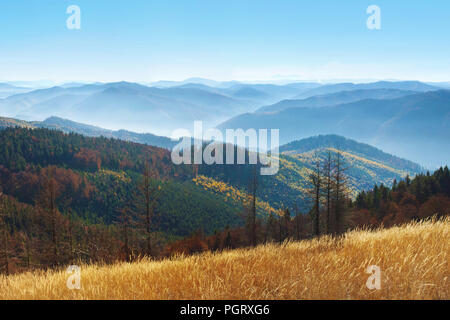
1;218;448;300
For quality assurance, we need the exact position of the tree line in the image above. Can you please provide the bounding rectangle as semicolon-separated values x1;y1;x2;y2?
167;154;449;255
1;127;449;273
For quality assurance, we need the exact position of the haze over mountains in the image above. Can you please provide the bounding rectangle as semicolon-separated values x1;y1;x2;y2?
293;81;439;99
256;89;418;113
0;80;320;135
0;83;34;99
219;89;450;168
0;78;448;168
0;121;423;213
0;116;177;149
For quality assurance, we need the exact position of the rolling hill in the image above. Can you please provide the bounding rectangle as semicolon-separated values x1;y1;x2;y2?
277;135;423;197
0;125;426;273
196;134;423;212
0;127;243;237
0;82;257;135
0;116;34;129
219;90;450;168
256;88;417;113
0;122;423;214
0;83;33;99
293;81;439;99
0;80;320;136
0;116;178;150
2;80;440;138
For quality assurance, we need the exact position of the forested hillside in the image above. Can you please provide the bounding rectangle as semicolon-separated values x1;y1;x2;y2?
0;127;428;273
0;127;249;273
167;166;449;256
353;166;450;227
0;116;177;150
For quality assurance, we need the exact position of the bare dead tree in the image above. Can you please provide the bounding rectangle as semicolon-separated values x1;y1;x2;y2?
248;167;258;247
323;150;334;234
139;153;163;257
0;193;10;275
333;150;349;234
308;157;323;237
38;167;59;267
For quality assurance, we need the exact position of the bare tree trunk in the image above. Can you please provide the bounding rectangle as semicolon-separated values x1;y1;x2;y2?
1;226;9;275
144;160;152;257
251;175;257;246
333;151;348;234
295;205;301;240
24;235;31;269
68;219;74;263
246;168;258;247
312;159;322;236
140;154;163;258
48;171;59;267
0;195;7;275
324;151;333;234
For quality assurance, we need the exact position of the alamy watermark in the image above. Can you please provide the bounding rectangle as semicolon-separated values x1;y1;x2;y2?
170;121;280;176
66;265;81;290
65;5;380;31
67;5;81;30
366;265;381;290
366;5;381;30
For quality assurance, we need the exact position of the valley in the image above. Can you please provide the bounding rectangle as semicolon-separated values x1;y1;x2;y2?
0;79;448;287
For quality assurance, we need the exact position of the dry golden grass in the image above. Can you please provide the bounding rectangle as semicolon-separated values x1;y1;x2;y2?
1;218;448;300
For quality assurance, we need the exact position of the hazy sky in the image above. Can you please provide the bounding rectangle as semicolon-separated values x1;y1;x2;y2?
1;0;449;83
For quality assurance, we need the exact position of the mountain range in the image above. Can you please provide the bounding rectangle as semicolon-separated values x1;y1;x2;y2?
0;81;320;135
0;116;423;212
1;79;448;168
0;80;443;136
0;116;177;150
293;81;439;99
0;83;33;99
256;89;418;113
219;90;450;168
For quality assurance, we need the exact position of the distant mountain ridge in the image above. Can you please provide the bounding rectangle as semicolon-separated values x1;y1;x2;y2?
294;81;439;99
219;90;450;168
280;135;423;174
0;116;177;149
0;83;33;98
0;81;319;135
0;80;439;135
257;89;417;113
0;81;256;135
0;116;424;212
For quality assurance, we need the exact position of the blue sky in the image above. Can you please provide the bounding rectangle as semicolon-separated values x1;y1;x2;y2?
0;0;449;82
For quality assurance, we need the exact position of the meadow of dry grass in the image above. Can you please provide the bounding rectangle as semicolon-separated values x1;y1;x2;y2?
0;218;448;300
